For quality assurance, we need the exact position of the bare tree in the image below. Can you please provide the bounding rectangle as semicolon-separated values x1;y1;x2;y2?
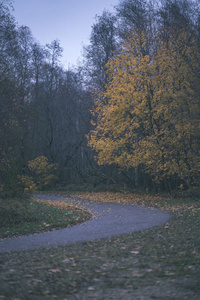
84;10;118;90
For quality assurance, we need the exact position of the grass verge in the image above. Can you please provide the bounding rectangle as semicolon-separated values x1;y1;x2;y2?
0;197;91;239
0;192;200;299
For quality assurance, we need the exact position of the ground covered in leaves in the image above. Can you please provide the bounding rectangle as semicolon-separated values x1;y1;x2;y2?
0;192;200;299
0;197;91;239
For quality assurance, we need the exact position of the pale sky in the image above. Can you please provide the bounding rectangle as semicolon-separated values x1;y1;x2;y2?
13;0;119;69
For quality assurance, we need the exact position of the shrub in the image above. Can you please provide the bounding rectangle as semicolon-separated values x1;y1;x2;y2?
28;156;57;190
17;175;37;196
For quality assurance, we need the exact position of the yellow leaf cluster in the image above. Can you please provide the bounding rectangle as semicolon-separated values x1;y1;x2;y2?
18;175;37;195
28;156;57;189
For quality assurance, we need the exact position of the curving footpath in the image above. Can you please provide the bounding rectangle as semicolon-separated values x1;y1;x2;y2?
0;194;171;253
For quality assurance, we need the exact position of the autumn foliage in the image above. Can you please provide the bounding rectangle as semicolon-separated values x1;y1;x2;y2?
28;156;57;190
18;156;57;195
88;30;200;188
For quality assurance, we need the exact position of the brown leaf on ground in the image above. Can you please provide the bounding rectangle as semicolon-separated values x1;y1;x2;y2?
48;268;61;273
130;251;139;254
43;290;51;295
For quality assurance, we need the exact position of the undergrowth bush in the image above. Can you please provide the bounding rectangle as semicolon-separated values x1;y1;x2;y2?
17;156;57;196
28;156;57;190
17;175;37;196
0;156;57;198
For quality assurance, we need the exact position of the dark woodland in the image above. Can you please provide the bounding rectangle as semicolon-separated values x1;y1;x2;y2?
0;0;200;196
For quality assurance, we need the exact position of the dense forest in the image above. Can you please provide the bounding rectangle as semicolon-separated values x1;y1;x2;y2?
0;0;200;196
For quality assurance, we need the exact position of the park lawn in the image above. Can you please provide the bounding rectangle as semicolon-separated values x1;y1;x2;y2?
0;197;91;239
0;191;200;299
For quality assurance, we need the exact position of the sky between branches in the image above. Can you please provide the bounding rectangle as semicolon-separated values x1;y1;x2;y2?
13;0;118;69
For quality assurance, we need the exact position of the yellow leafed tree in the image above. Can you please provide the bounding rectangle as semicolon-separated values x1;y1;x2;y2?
88;31;200;188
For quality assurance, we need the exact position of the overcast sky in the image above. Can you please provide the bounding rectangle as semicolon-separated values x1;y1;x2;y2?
13;0;118;69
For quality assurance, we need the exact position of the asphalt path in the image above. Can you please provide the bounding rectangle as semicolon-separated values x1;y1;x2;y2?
0;194;171;253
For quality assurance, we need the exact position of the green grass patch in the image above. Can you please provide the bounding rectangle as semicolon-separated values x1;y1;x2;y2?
0;197;91;239
0;192;200;299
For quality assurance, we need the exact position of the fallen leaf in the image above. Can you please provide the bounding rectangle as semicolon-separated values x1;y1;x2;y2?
93;278;100;282
43;290;51;295
130;251;139;254
71;263;77;267
48;268;61;273
33;279;42;283
62;258;70;263
165;271;175;276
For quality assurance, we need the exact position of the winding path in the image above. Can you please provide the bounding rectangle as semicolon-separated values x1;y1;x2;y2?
0;194;171;253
